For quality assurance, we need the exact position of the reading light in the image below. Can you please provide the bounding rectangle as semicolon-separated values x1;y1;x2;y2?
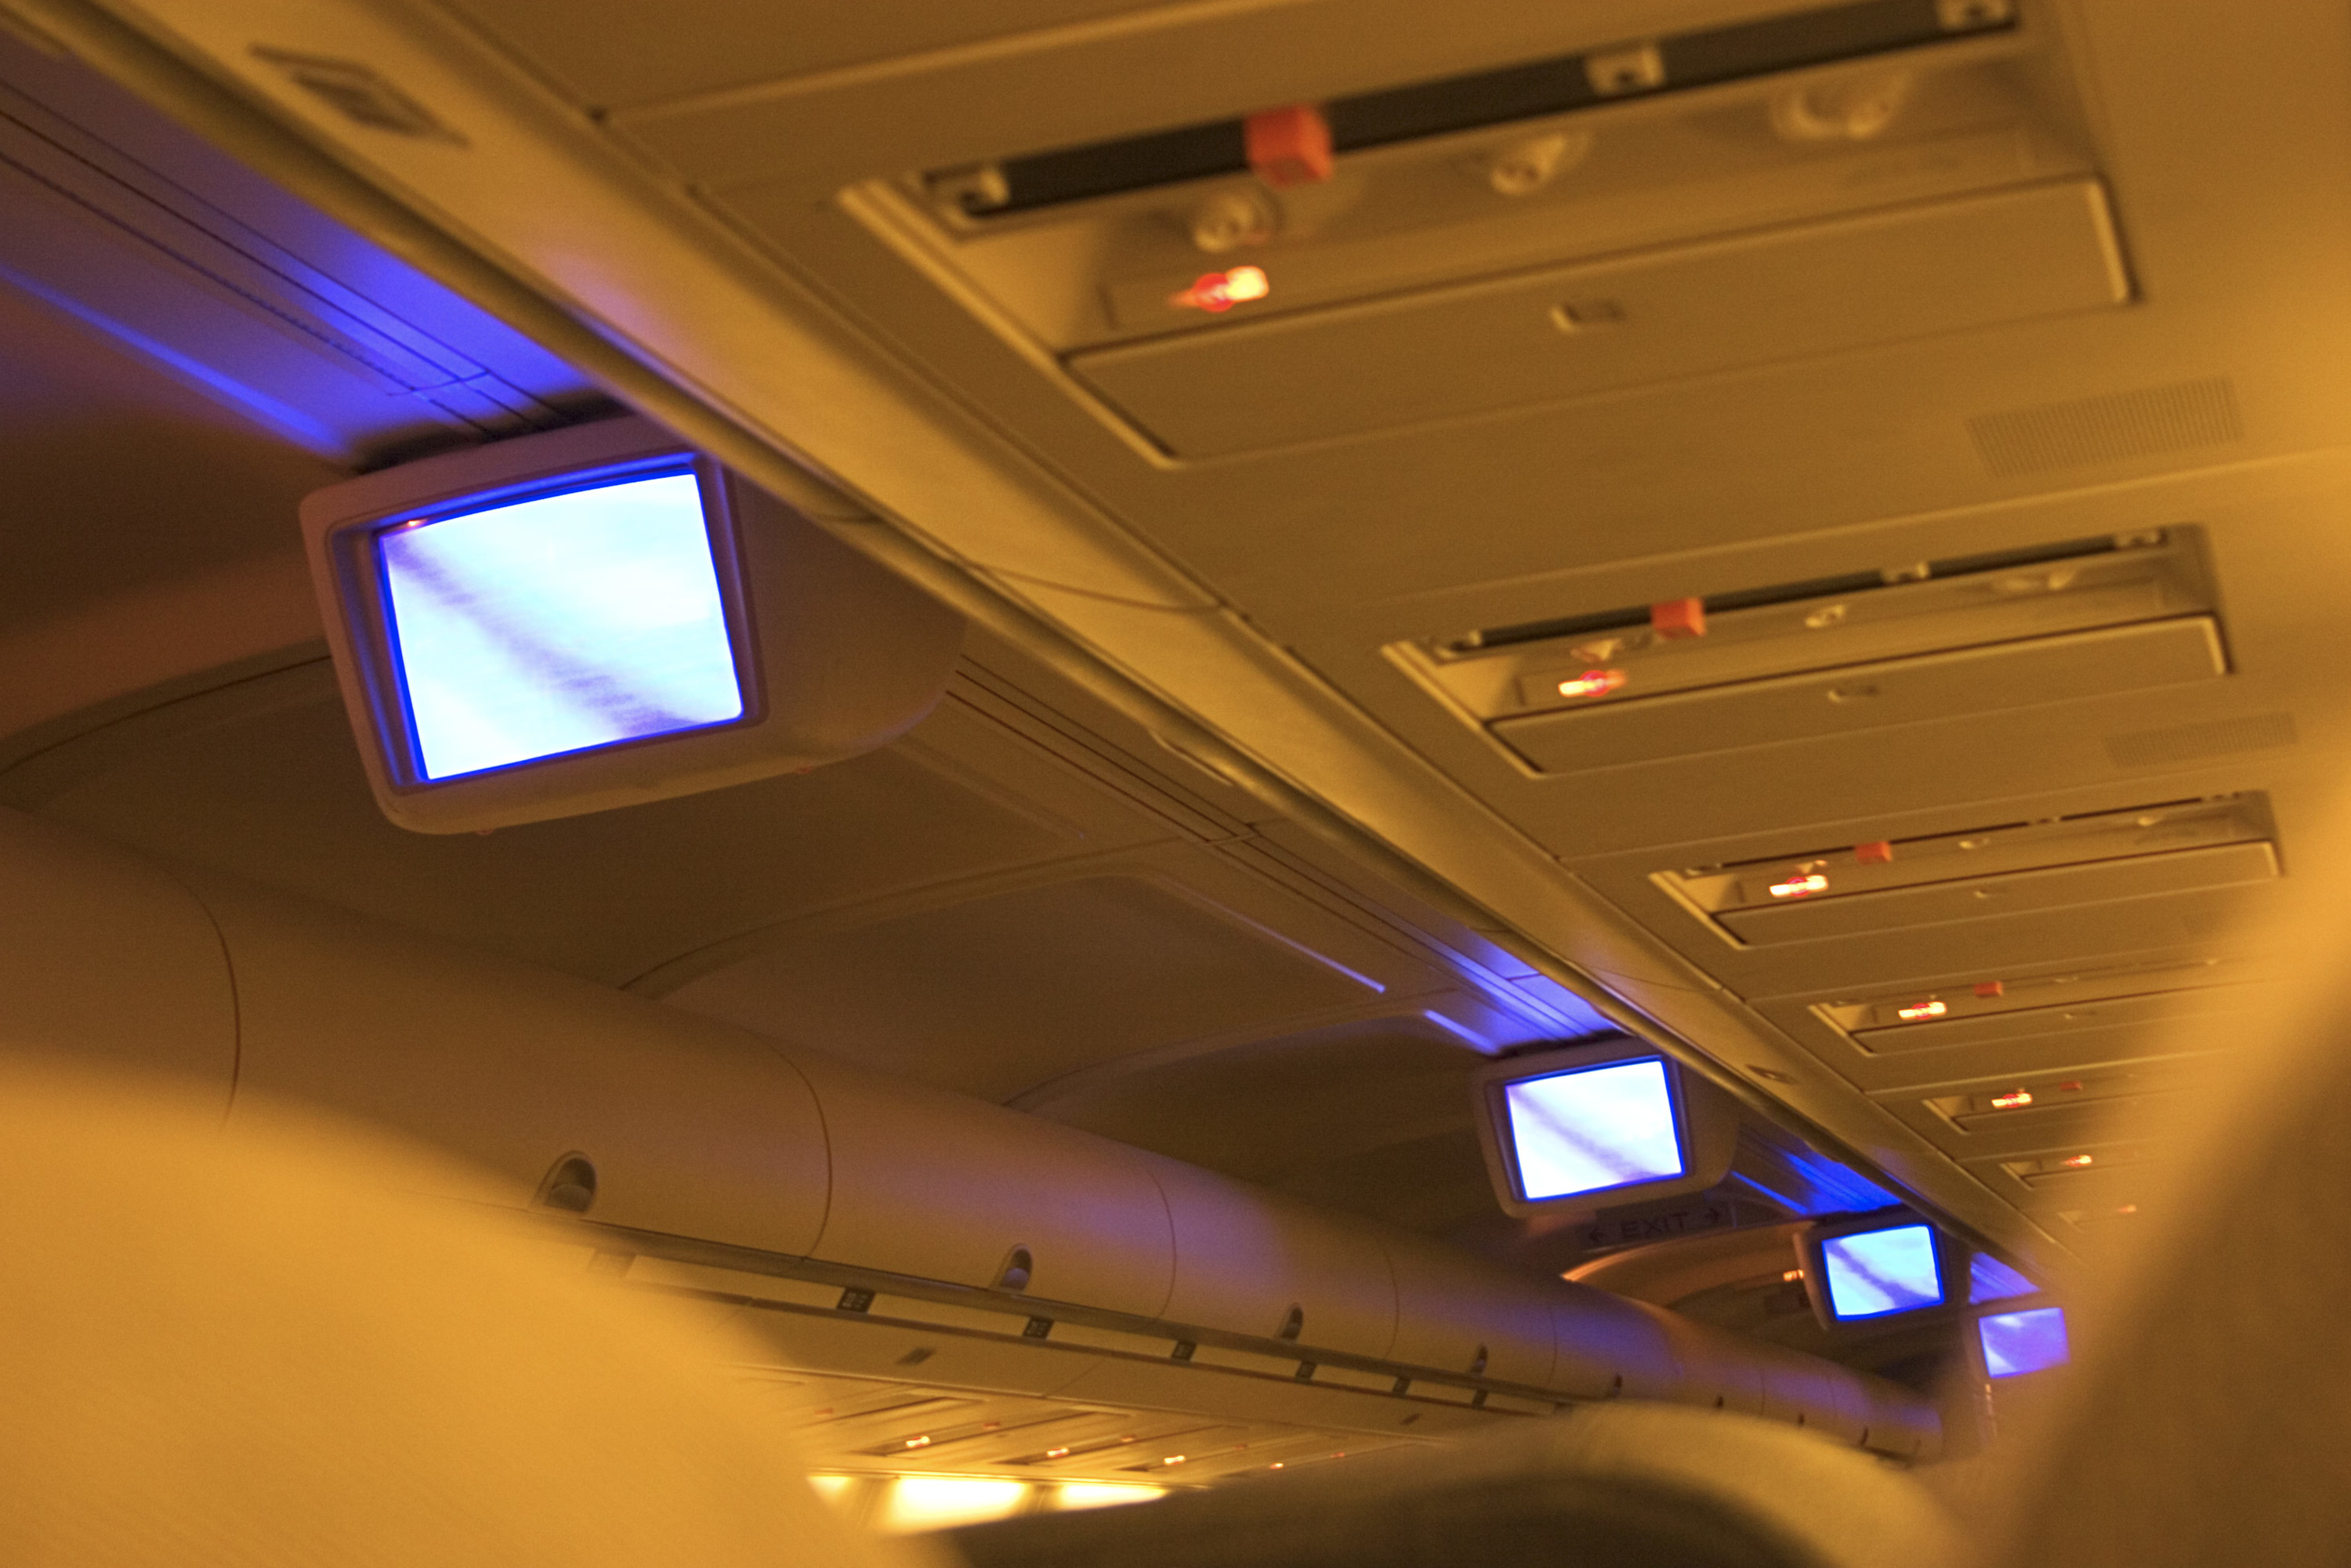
2063;1154;2095;1168
1770;873;1830;898
1556;668;1628;699
1990;1089;2033;1109
1896;1000;1947;1020
1170;265;1271;312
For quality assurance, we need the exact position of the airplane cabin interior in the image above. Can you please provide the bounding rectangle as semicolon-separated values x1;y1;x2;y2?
0;1;2340;1563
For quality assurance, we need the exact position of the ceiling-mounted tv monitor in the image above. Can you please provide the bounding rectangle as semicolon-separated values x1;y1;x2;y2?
302;418;962;832
1976;1304;2069;1378
1471;1037;1737;1219
1795;1211;1966;1331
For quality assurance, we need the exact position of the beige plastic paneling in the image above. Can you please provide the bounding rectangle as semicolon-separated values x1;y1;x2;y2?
188;870;831;1253
1144;1153;1397;1359
726;1304;1102;1401
1717;841;2278;944
1498;618;2224;774
1072;179;2128;456
1383;1233;1556;1386
1756;1342;1856;1439
786;1044;1176;1318
1627;1298;1765;1417
0;809;235;1100
1550;1288;1680;1402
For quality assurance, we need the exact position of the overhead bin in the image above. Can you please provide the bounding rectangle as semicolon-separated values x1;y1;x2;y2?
1384;1232;1557;1387
186;869;836;1258
0;810;235;1095
0;806;1936;1454
1074;179;2127;455
1145;1155;1398;1360
1657;795;2277;948
789;1046;1176;1319
1394;530;2222;776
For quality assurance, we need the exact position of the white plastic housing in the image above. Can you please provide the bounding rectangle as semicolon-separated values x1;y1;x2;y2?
300;416;962;833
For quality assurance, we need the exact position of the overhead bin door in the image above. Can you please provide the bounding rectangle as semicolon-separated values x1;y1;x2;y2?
1072;179;2128;456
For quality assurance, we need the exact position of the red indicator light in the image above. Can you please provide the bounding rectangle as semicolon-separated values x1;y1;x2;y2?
2056;1081;2083;1092
1170;265;1270;313
1769;872;1829;899
1974;980;2005;998
2063;1153;2095;1168
1556;668;1628;700
2115;1204;2139;1215
1854;839;1894;864
1990;1090;2034;1110
1896;1000;1947;1021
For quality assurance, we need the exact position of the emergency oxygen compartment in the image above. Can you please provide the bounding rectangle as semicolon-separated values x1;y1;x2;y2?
834;0;2116;458
1388;530;2225;777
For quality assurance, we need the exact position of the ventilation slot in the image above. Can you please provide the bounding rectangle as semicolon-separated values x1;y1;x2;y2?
535;1153;596;1214
994;1245;1034;1294
2106;712;2296;769
1969;378;2241;478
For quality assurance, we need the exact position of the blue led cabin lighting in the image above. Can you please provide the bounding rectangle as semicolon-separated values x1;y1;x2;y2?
376;465;746;780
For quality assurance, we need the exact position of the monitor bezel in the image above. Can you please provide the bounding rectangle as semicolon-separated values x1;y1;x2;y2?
1795;1209;1968;1331
352;452;763;791
1470;1037;1738;1219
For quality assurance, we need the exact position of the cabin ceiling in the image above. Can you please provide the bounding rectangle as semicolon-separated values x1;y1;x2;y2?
3;0;2347;1284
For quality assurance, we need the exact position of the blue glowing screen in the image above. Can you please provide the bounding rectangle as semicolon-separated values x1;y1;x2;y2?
1979;1306;2069;1378
1502;1057;1684;1201
1969;1253;2038;1305
1819;1223;1944;1320
378;469;745;780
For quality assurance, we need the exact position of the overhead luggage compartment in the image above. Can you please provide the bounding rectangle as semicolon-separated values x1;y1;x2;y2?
1073;179;2126;456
